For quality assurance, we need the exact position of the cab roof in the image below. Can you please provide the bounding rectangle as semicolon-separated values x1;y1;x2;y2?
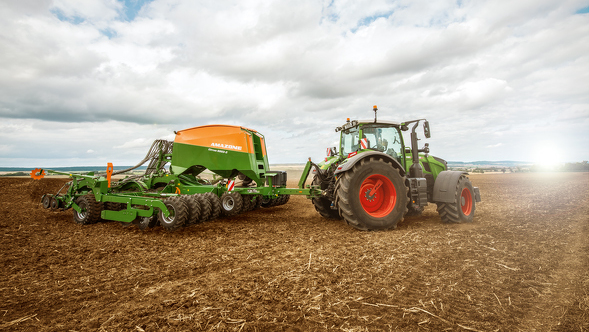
356;120;401;126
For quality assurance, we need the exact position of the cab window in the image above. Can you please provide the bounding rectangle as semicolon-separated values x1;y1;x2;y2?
341;127;360;155
361;125;403;163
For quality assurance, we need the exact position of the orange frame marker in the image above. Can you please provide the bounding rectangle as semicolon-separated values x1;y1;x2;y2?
106;163;114;188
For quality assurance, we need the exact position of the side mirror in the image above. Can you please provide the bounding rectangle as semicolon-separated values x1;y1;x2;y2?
423;121;431;138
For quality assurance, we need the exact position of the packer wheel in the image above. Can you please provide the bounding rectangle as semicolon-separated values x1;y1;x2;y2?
73;194;102;225
220;192;243;216
159;197;188;232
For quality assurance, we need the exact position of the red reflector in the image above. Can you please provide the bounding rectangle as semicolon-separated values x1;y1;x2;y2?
348;151;357;158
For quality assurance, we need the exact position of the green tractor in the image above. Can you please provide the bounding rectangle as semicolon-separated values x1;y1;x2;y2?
309;106;481;230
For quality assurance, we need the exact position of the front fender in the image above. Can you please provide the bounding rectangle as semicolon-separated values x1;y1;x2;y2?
432;171;470;203
334;151;405;176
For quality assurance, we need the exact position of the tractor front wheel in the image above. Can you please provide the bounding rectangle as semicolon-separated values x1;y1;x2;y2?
436;175;476;223
335;157;408;230
159;197;188;231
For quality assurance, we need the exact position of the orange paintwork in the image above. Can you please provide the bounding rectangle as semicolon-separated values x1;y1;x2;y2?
175;125;255;154
30;168;46;180
106;163;113;188
259;135;267;156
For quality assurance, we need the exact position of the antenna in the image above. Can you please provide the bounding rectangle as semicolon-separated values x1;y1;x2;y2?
373;105;378;123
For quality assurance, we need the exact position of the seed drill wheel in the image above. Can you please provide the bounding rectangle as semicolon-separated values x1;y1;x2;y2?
41;195;51;209
203;192;222;220
137;215;158;230
184;195;202;225
159;197;189;231
252;196;262;210
311;176;341;219
73;194;103;225
50;196;61;210
241;195;254;212
335;157;408;230
220;192;243;217
195;194;212;221
436;175;476;223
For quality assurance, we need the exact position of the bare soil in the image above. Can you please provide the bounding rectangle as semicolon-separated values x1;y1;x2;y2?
1;173;587;331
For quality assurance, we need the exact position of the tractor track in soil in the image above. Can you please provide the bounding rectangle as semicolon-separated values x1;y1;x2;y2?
0;172;587;331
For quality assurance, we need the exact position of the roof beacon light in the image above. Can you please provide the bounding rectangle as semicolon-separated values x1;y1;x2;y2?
373;105;378;123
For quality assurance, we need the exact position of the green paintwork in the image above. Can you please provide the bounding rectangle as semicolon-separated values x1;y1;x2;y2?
404;152;446;178
332;121;447;181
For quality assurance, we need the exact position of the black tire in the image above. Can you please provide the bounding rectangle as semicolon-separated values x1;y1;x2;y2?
196;194;212;221
50;196;61;210
436;175;476;223
243;195;259;211
406;205;424;217
335;157;408;230
204;192;221;220
73;194;102;225
311;175;340;219
42;195;51;209
137;215;158;230
184;195;201;225
159;197;188;231
261;197;275;208
252;195;262;210
276;195;290;206
105;202;125;211
220;192;243;216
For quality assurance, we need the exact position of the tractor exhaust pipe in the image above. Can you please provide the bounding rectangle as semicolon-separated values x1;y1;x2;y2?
409;121;423;178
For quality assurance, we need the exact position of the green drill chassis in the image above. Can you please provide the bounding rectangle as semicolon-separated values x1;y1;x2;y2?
34;125;322;231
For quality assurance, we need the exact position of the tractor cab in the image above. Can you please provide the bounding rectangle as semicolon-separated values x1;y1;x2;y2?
339;120;405;166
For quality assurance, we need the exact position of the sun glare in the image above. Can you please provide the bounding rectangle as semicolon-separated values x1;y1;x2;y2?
532;143;563;170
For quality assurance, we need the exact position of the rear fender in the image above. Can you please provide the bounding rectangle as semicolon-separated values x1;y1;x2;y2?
334;151;405;176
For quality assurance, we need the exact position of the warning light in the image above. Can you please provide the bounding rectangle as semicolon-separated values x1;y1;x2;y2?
373;105;378;110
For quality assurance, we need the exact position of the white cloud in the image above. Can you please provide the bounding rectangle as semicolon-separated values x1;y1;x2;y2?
0;0;587;166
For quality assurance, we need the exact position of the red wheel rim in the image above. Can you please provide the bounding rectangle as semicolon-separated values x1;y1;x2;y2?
359;174;396;218
460;188;472;216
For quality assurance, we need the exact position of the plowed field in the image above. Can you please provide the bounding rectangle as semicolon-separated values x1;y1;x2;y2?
1;173;587;331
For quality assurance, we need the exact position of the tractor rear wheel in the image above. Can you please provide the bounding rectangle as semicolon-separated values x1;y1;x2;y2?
220;192;243;216
73;194;102;225
335;157;408;230
159;197;188;231
436;175;476;223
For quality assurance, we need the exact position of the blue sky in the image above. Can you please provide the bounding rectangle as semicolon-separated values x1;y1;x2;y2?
0;0;588;167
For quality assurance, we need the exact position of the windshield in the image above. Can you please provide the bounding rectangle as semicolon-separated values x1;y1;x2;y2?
361;125;403;162
341;126;360;155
